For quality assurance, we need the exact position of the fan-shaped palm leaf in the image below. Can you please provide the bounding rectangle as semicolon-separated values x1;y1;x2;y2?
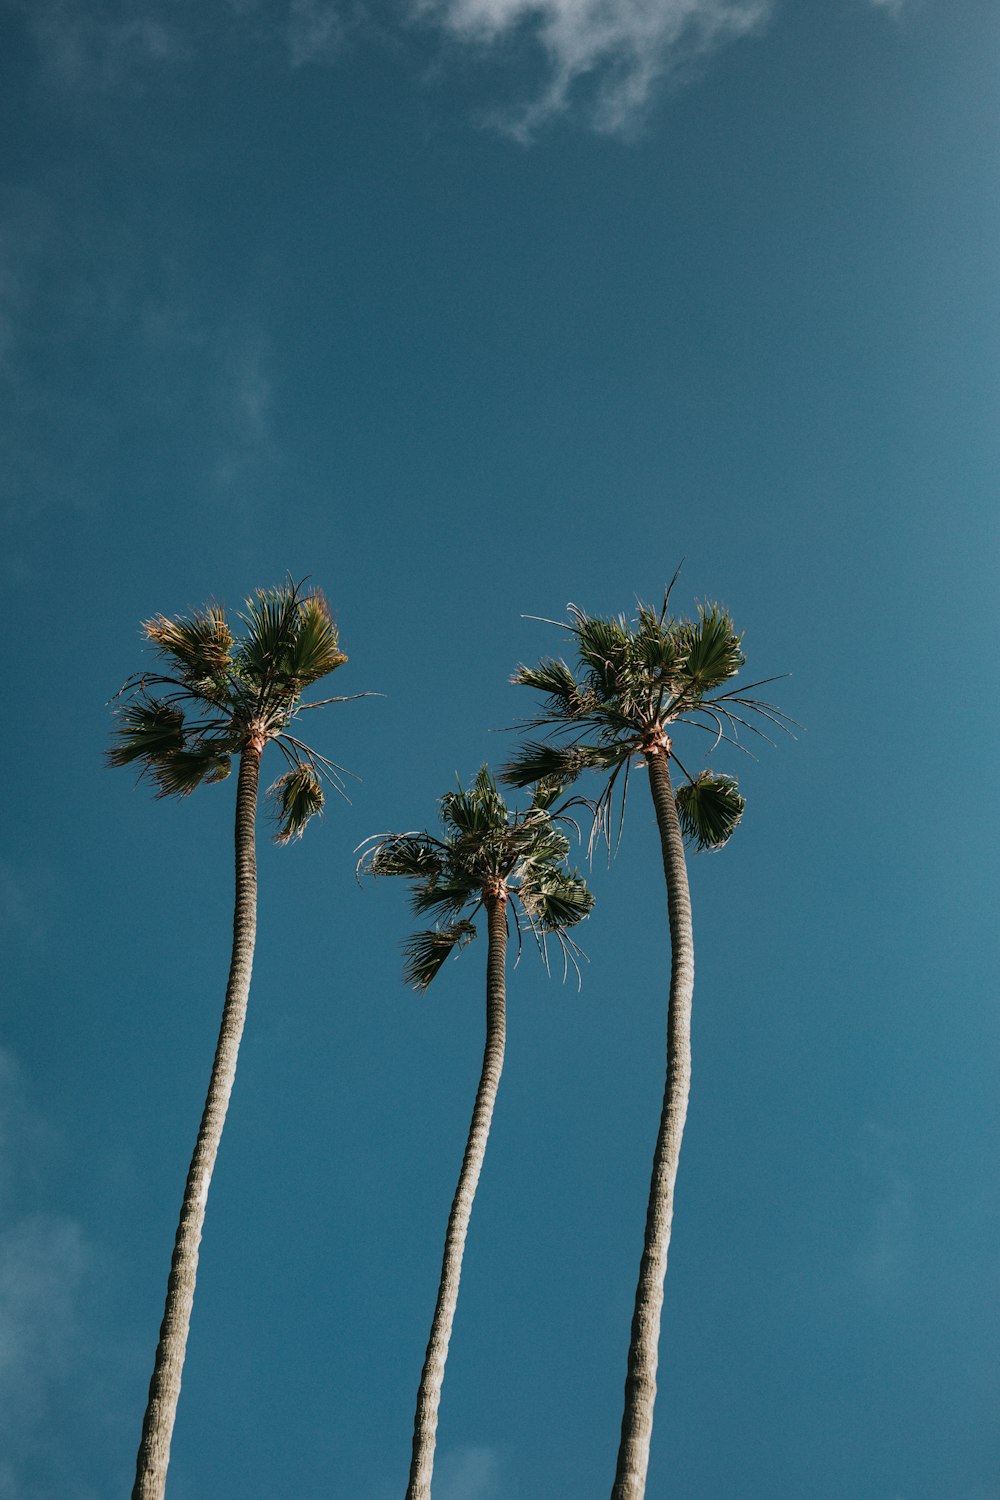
674;772;745;851
144;608;234;687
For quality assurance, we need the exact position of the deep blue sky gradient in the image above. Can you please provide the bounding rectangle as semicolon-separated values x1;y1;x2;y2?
1;1;998;1496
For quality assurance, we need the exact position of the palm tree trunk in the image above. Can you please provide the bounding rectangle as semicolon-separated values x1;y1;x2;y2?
405;893;508;1500
610;747;695;1500
132;743;262;1500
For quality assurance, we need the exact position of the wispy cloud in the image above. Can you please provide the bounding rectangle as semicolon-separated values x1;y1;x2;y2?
23;0;182;91
0;1051;91;1500
435;1445;503;1500
417;0;774;137
288;0;346;65
850;1121;915;1297
11;0;775;134
867;0;905;14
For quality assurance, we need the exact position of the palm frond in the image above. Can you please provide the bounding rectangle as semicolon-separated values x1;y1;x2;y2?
107;701;186;768
440;767;509;837
270;764;324;843
518;866;594;931
151;746;232;798
286;591;348;687
403;920;478;992
510;658;590;718
567;606;631;697
143;607;234;689
360;833;446;882
675;772;745;851
235;583;302;688
671;603;745;697
410;877;479;920
499;741;590;789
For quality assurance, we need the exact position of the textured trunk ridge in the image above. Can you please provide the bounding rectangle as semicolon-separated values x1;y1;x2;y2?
405;895;508;1500
132;745;261;1500
610;748;695;1500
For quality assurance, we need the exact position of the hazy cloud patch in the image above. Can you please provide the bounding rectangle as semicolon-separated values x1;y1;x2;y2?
0;1051;92;1499
23;0;182;90
288;0;346;64
416;0;773;137
850;1121;915;1297
435;1446;503;1500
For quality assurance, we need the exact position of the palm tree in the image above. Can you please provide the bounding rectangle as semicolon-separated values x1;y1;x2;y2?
501;585;790;1500
109;580;363;1500
359;767;594;1500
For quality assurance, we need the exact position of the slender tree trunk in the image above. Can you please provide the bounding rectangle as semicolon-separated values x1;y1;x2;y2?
132;743;262;1500
610;747;695;1500
405;893;508;1500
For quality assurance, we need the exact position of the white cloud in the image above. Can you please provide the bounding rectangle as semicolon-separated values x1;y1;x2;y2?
867;0;904;13
417;0;773;136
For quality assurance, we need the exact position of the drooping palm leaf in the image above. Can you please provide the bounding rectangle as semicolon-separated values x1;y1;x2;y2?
403;920;478;992
519;866;595;930
107;701;186;768
675;771;745;851
151;748;233;799
270;765;325;844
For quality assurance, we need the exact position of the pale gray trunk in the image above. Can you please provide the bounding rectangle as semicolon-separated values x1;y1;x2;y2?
132;744;262;1500
610;747;694;1500
405;895;508;1500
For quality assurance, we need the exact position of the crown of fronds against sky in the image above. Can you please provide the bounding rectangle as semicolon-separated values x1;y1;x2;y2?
108;581;369;841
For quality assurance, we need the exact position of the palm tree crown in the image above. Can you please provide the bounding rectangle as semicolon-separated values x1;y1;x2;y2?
359;766;594;987
109;580;360;839
501;588;792;848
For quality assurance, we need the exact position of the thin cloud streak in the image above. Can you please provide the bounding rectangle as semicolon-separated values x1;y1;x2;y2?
417;0;774;136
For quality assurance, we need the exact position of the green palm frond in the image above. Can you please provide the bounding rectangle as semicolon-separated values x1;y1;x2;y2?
107;701;186;768
500;739;624;789
510;658;590;717
499;742;589;789
519;866;595;931
440;767;509;837
144;608;234;687
235;584;302;687
285;592;348;686
634;602;682;677
675;772;745;850
151;747;233;799
403;921;478;991
528;776;566;811
671;604;745;698
270;765;325;844
362;834;445;882
568;607;631;696
410;877;480;920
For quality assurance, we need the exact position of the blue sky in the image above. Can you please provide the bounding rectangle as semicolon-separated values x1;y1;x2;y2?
1;0;998;1496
